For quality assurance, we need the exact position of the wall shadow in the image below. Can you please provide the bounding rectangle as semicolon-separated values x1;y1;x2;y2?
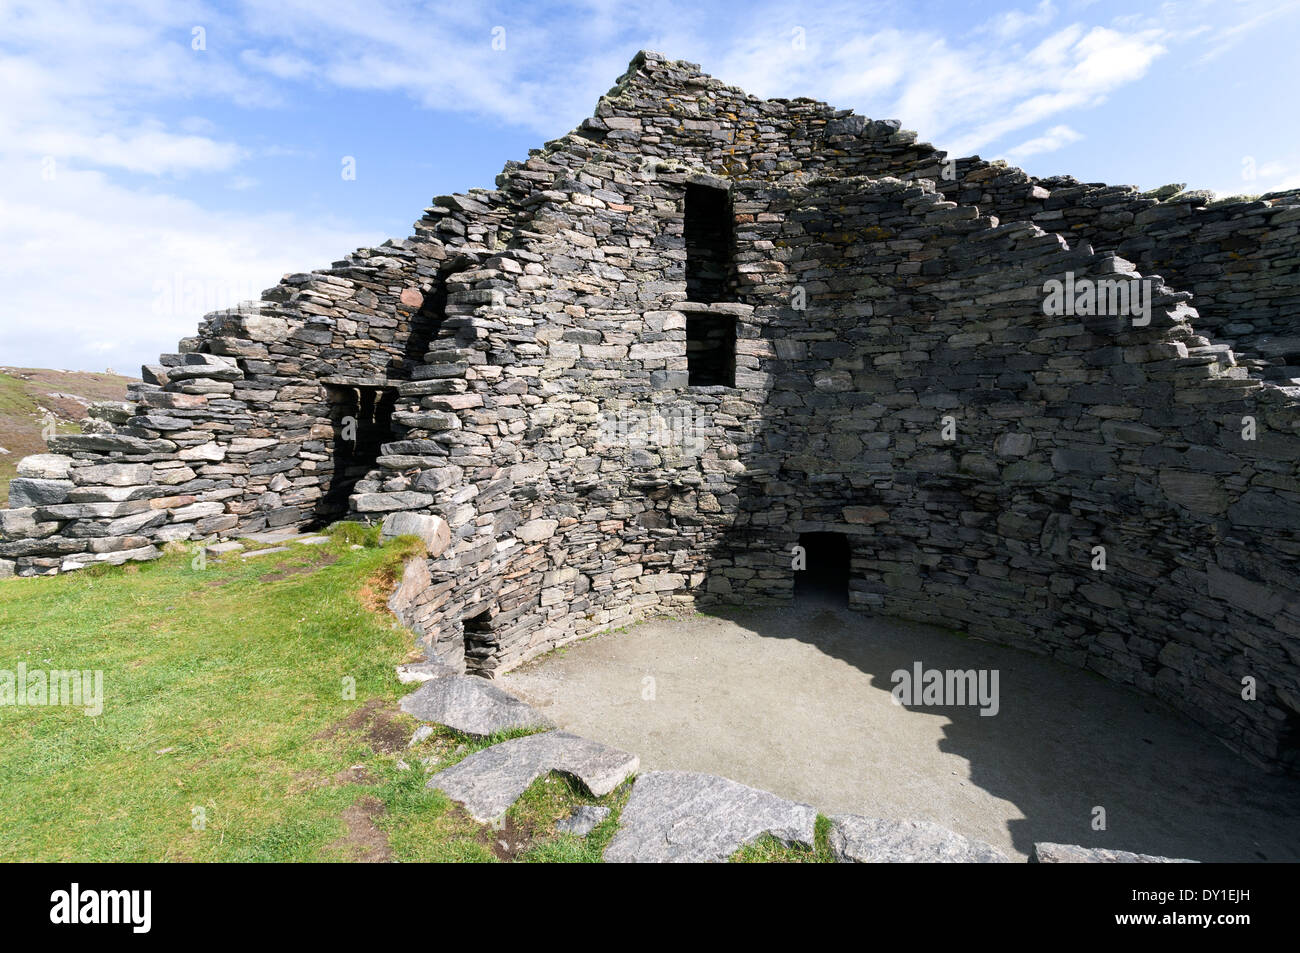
700;599;1300;861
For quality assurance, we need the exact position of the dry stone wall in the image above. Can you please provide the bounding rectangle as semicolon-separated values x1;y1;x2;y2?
931;160;1300;379
2;51;1297;772
712;174;1300;769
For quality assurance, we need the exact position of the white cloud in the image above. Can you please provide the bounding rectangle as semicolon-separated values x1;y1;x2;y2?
24;125;245;177
989;0;1057;39
1003;124;1084;161
241;49;314;80
1208;157;1300;199
0;0;380;372
0;160;380;374
667;14;1166;159
1197;0;1300;63
1;0;1296;375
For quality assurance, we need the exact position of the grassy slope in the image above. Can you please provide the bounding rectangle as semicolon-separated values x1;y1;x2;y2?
0;531;645;862
0;366;136;503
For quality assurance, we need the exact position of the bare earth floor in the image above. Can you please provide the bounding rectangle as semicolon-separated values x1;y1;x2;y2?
502;599;1300;861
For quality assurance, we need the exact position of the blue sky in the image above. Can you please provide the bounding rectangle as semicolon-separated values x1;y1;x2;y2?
2;0;1298;374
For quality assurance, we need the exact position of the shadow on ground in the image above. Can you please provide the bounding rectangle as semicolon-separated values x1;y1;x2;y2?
503;595;1300;861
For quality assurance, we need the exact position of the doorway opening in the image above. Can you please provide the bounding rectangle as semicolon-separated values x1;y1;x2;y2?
316;383;398;525
463;608;494;667
794;531;851;605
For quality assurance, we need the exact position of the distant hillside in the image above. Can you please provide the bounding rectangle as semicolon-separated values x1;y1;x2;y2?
0;367;136;505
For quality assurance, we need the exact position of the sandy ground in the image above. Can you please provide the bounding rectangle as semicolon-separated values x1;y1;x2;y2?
502;598;1300;861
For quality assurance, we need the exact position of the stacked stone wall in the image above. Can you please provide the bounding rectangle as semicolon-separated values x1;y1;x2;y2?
2;51;1296;771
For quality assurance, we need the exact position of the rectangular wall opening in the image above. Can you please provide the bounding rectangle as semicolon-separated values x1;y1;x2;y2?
315;384;398;525
686;314;736;386
794;531;851;606
397;263;469;379
684;183;735;304
462;609;494;665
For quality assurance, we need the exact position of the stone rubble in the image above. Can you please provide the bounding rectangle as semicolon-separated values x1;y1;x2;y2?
556;804;610;837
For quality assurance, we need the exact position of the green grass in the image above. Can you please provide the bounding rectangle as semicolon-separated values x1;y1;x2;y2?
0;530;661;862
0;529;822;862
729;814;835;862
0;533;421;861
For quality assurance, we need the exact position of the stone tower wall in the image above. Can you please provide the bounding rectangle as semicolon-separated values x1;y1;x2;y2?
2;52;1297;771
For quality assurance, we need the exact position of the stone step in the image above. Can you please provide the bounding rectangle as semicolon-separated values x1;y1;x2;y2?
603;770;817;863
828;815;1008;862
239;546;290;559
399;673;552;737
1030;842;1195;863
426;730;638;823
241;527;311;545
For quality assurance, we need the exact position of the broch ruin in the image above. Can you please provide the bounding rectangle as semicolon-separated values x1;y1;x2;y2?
3;52;1299;787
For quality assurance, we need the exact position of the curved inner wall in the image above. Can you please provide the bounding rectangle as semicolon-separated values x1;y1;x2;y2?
3;51;1298;774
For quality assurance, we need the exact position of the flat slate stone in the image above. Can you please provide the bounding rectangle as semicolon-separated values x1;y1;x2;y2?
828;815;1008;863
399;675;552;737
556;804;610;837
240;546;290;559
603;771;817;863
1031;842;1196;863
395;659;458;684
242;528;307;545
427;730;638;822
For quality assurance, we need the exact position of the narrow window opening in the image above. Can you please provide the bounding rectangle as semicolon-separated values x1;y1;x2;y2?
396;275;456;378
684;184;735;304
687;314;736;386
315;384;398;525
794;531;851;606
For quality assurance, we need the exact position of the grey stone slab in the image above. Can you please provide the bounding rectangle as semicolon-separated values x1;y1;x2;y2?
556;804;610;837
353;491;434;513
1031;842;1196;863
16;454;74;480
399;674;552;737
427;730;638;823
828;815;1009;863
9;478;73;507
395;659;458;684
603;771;817;863
380;510;450;555
239;546;290;559
242;528;307;545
